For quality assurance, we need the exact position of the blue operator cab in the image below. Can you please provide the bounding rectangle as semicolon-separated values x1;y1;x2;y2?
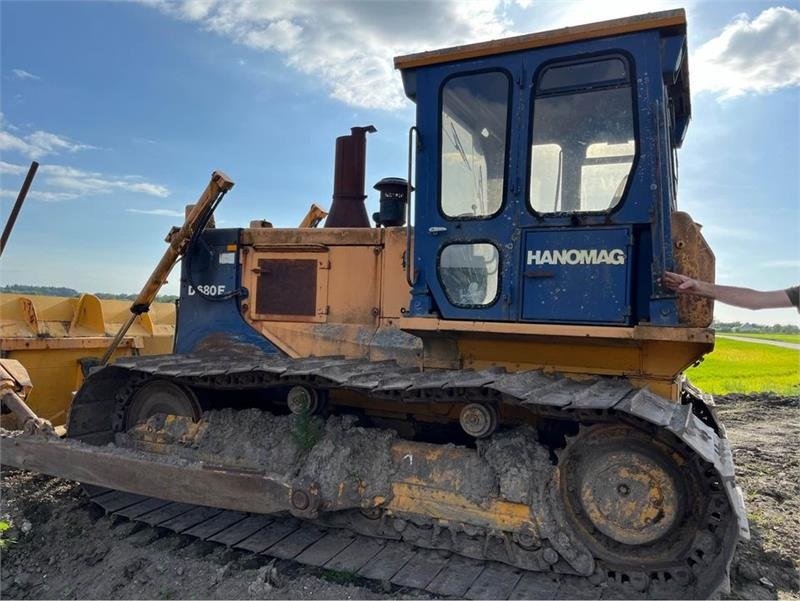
396;9;698;327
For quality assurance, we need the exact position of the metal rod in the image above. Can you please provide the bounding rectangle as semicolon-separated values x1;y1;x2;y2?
405;126;418;288
0;161;39;257
0;389;54;436
98;312;138;365
99;171;235;366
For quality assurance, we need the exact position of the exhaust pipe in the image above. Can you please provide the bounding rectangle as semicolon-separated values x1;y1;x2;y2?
324;125;376;228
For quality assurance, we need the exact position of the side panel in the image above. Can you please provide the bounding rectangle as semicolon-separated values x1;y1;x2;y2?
521;227;632;324
175;229;280;355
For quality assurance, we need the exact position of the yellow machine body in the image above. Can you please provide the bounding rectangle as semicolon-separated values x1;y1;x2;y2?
0;293;174;425
239;216;714;400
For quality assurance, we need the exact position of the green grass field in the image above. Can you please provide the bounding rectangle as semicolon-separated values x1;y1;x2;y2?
720;332;800;344
687;337;800;395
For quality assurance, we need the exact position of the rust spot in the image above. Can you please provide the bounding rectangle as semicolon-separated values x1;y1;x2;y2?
255;258;317;316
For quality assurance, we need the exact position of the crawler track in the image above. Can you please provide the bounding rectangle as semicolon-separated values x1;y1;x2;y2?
68;352;748;599
89;488;605;599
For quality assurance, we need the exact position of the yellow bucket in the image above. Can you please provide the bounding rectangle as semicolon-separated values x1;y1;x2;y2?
0;293;174;426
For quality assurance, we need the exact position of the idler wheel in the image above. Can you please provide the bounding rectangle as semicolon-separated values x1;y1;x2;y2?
560;424;703;564
577;446;679;545
124;380;202;431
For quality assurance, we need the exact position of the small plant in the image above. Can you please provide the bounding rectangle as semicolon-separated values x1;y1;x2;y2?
0;519;16;549
320;568;360;585
291;410;322;451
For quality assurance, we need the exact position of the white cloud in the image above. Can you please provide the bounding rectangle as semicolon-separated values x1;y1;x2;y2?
0;161;170;201
126;208;185;217
149;0;514;110
760;259;800;269
0;112;19;131
693;7;800;99
0;160;29;176
12;68;40;81
514;0;689;30
0;188;78;202
0;128;96;159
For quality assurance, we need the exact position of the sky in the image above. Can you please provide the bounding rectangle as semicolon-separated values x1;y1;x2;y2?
1;0;798;326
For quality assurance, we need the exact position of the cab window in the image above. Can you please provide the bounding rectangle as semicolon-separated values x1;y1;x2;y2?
441;71;509;218
529;57;636;214
438;243;500;307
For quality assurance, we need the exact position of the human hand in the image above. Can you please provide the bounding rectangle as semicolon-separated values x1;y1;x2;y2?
661;271;702;295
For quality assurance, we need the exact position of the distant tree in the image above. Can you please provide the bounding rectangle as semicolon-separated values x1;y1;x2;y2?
1;285;177;303
1;284;80;297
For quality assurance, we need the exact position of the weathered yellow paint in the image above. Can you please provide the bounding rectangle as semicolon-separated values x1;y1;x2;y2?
379;228;411;320
401;317;712;400
0;293;174;426
238;220;712;401
257;322;373;359
387;482;536;533
242;227;414;361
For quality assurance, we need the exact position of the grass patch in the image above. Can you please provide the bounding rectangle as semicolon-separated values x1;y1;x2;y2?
687;337;800;395
291;411;322;451
320;569;360;585
721;332;800;344
0;520;14;549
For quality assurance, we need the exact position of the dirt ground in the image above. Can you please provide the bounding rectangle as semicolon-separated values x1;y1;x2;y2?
1;393;798;600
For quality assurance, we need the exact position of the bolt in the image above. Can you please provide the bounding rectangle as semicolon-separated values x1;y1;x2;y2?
618;483;630;496
542;548;559;565
291;490;310;510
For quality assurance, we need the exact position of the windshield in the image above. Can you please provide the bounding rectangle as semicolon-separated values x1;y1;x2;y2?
529;58;636;214
441;71;509;218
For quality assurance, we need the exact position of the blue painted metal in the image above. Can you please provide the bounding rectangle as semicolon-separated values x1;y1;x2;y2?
401;25;688;326
174;228;281;355
521;227;633;324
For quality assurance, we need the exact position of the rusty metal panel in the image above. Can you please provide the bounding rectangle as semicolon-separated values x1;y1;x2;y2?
256;258;317;316
244;250;329;324
672;211;715;327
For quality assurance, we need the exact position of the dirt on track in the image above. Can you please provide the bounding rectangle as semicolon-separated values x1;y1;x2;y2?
1;393;798;600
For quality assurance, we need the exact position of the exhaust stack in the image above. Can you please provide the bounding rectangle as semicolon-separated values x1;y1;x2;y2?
325;125;376;228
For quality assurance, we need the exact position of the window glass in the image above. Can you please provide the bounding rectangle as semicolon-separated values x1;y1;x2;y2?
539;58;627;91
581;141;635;211
530;143;563;213
441;72;509;218
439;243;499;307
530;61;635;214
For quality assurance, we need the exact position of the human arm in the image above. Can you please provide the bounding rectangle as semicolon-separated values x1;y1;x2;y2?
661;272;795;310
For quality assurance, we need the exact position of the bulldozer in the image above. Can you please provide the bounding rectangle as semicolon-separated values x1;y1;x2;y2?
1;9;748;599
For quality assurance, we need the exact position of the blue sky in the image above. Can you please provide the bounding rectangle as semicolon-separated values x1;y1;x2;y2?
1;0;798;325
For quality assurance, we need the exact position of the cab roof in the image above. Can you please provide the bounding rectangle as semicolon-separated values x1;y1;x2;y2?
394;9;686;70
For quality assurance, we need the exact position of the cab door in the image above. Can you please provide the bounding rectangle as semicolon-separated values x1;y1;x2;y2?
412;64;519;321
518;53;640;324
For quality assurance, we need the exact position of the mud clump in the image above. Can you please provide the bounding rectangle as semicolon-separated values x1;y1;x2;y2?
478;426;552;505
297;415;397;502
127;408;304;475
194;408;302;474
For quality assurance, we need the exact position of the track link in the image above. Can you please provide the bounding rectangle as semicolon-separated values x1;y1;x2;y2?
68;352;749;599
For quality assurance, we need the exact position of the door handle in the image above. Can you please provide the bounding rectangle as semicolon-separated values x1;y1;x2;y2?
524;270;555;278
428;226;447;235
